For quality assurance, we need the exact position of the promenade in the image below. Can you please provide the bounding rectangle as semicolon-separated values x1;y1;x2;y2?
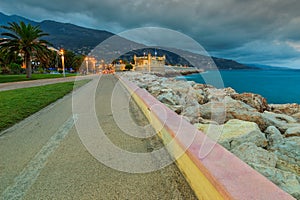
0;75;196;199
0;75;96;92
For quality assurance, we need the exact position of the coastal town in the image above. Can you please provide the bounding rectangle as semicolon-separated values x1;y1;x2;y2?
0;3;300;199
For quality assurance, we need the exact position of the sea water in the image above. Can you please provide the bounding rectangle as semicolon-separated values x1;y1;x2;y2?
177;69;300;104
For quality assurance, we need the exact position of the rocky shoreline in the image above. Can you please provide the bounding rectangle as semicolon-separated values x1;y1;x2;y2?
120;72;300;199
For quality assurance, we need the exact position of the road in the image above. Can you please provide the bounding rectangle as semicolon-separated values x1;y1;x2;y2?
0;75;196;199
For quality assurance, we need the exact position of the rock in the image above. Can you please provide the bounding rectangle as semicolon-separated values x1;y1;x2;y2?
195;118;219;125
204;88;227;102
168;105;183;114
264;126;284;148
231;92;269;112
181;105;201;124
292;112;300;122
271;137;300;176
198;101;226;124
285;126;300;137
161;79;191;94
187;81;196;87
231;142;278;167
225;97;267;130
199;97;267;130
223;87;237;96
262;111;298;133
269;103;300;115
148;85;162;97
157;92;179;105
184;88;207;106
250;163;300;199
196;119;267;150
193;83;214;90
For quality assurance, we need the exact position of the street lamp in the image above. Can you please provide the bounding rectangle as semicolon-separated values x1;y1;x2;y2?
60;49;65;77
85;57;88;75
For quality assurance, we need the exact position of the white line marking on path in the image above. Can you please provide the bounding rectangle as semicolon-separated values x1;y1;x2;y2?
1;115;78;200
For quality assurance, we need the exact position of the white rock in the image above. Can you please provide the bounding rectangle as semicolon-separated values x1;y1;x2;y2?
262;111;298;132
231;142;278;168
265;126;284;148
196;119;267;150
285;126;300;137
250;163;300;199
271;137;300;176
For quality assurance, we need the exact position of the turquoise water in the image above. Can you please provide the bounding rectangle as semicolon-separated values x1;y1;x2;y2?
177;69;300;104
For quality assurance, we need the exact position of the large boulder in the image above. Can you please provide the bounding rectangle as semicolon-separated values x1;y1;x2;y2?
271;137;300;176
196;119;267;150
231;142;278;167
250;163;300;199
185;88;207;105
285;126;300;137
193;83;214;90
204;88;227;102
262;111;298;133
264;126;284;148
161;79;191;94
157;92;179;106
269;103;300;116
199;97;267;130
148;85;163;97
292;112;300;122
181;105;201;124
231;92;269;112
223;87;237;96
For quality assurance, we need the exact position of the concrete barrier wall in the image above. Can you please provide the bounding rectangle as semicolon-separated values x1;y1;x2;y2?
118;76;295;200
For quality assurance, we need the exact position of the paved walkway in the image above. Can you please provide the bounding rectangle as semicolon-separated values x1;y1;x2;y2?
0;75;96;92
0;75;196;199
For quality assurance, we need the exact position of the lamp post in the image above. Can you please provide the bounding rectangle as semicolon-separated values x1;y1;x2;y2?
60;49;65;77
85;57;88;75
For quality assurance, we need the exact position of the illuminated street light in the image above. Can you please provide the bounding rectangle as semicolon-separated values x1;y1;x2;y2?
85;57;88;75
60;49;65;77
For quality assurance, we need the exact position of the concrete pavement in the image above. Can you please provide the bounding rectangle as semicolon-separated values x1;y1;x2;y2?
0;75;96;92
0;75;196;199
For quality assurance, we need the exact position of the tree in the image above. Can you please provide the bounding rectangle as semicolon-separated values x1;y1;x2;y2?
0;21;51;78
125;64;133;71
0;48;23;74
59;50;84;72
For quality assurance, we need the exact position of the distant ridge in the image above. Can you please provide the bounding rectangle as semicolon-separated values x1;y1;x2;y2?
39;20;113;54
0;12;114;54
0;12;256;69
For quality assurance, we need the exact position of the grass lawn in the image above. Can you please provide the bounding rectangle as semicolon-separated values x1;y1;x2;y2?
0;79;90;132
0;74;78;83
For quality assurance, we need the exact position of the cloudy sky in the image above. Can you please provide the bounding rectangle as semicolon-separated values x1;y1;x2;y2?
1;0;300;68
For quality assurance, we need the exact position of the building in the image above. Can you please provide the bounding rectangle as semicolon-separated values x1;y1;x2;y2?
133;53;166;72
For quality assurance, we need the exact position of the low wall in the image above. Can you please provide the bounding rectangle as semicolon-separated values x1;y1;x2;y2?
118;76;295;200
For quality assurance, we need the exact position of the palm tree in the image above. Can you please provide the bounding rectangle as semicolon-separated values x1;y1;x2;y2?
0;21;51;78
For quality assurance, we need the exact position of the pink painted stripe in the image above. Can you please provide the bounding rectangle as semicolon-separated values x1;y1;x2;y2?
119;76;295;200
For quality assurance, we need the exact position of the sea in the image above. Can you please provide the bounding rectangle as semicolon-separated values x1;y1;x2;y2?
177;69;300;104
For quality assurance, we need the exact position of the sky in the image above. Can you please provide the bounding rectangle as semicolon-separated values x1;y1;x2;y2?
1;0;300;68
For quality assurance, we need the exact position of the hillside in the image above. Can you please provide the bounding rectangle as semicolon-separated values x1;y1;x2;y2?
39;20;113;54
0;12;256;70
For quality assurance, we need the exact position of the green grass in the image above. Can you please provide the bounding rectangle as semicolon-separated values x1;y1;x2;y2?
0;79;90;132
0;74;78;83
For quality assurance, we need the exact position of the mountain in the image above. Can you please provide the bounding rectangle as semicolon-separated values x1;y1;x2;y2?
39;20;113;54
246;63;293;70
0;12;38;26
0;12;114;54
0;12;255;70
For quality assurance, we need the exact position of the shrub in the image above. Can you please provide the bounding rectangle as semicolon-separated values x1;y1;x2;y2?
125;64;133;71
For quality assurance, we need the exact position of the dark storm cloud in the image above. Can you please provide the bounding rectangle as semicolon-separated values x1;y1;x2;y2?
1;0;300;67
